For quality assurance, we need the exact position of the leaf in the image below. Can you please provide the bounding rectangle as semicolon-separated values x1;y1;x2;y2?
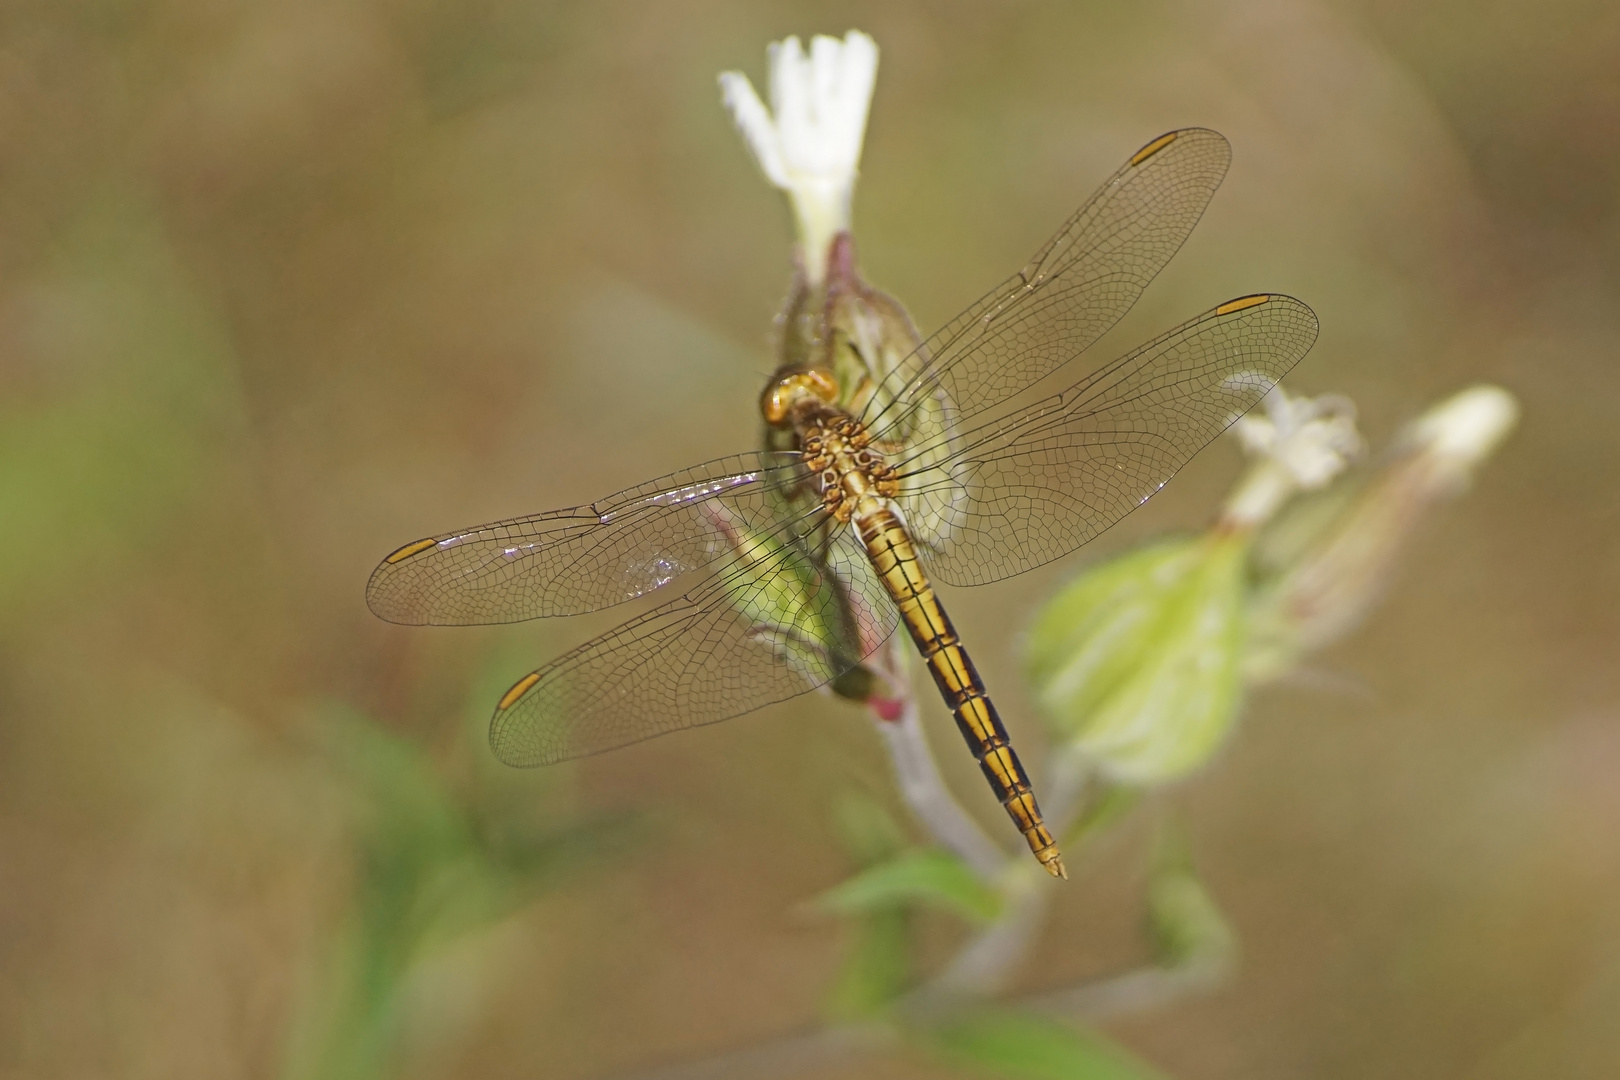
322;705;474;872
821;795;916;1021
916;1010;1167;1080
1062;783;1141;847
1024;539;1202;725
290;706;630;1080
824;908;911;1022
831;792;909;866
815;849;1003;924
1145;827;1237;971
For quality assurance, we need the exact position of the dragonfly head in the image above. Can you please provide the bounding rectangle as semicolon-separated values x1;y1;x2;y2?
761;367;840;426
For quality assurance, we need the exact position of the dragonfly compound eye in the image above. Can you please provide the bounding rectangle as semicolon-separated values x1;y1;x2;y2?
760;369;842;425
368;126;1316;884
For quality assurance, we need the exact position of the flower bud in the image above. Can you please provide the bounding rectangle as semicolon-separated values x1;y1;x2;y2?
1023;533;1250;785
1245;385;1519;681
698;501;882;701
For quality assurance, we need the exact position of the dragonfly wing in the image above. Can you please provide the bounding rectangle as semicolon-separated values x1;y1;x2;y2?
488;521;898;766
366;452;806;625
893;294;1319;587
862;128;1231;444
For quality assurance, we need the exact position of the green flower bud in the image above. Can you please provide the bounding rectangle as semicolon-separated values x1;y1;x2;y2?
700;502;875;694
1023;533;1250;785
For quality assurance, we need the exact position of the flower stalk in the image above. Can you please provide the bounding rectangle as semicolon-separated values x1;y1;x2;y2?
1245;384;1519;680
720;30;1002;879
662;27;1524;1080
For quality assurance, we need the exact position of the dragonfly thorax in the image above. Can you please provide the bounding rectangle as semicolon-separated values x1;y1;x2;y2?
796;408;899;524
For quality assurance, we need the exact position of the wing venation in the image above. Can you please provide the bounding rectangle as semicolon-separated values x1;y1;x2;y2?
365;452;805;624
892;295;1319;586
862;128;1232;443
489;524;898;765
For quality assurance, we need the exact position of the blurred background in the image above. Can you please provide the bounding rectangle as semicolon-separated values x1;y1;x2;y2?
2;0;1618;1077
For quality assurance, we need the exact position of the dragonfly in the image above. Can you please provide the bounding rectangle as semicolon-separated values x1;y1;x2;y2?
367;128;1318;879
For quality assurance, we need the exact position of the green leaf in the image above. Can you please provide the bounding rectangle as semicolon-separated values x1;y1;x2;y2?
824;907;911;1021
1145;827;1237;971
831;792;909;866
815;849;1003;924
289;706;631;1080
1025;540;1201;723
822;796;916;1021
1062;782;1141;847
323;703;639;957
322;705;473;871
916;1010;1166;1080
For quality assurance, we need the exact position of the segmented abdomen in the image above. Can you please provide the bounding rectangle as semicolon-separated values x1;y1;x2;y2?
853;505;1066;878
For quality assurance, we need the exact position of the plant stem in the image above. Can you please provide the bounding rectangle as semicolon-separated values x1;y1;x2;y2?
865;636;1005;879
1028;954;1234;1019
916;746;1095;998
613;1022;890;1080
922;880;1052;999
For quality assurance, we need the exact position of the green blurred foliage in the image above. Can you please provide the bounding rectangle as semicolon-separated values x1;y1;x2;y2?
916;1010;1166;1080
1144;826;1237;972
1061;783;1143;848
2;2;1618;1079
0;189;244;613
284;704;634;1080
823;794;914;1021
825;904;913;1023
816;848;1005;925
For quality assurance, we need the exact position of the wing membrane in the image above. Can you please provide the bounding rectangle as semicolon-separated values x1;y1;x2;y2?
863;128;1231;443
366;452;807;624
488;522;897;766
892;295;1319;586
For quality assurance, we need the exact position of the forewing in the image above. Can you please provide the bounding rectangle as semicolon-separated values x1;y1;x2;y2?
862;128;1231;443
893;295;1319;586
488;522;898;766
366;452;804;624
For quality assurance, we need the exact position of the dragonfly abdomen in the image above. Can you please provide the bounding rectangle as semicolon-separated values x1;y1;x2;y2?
854;504;1067;879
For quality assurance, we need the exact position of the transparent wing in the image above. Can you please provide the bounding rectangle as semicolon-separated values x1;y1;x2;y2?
862;128;1232;444
892;294;1319;587
488;522;898;766
366;452;807;625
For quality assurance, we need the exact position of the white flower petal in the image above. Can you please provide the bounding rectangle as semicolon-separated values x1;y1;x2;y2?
717;30;880;283
1225;387;1364;527
717;71;789;187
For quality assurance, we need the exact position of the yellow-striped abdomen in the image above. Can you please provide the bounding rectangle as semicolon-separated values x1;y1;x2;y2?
854;505;1066;879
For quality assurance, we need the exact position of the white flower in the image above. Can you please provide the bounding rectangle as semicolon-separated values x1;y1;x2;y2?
1235;388;1364;487
1242;384;1519;681
1223;388;1364;527
718;30;879;284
